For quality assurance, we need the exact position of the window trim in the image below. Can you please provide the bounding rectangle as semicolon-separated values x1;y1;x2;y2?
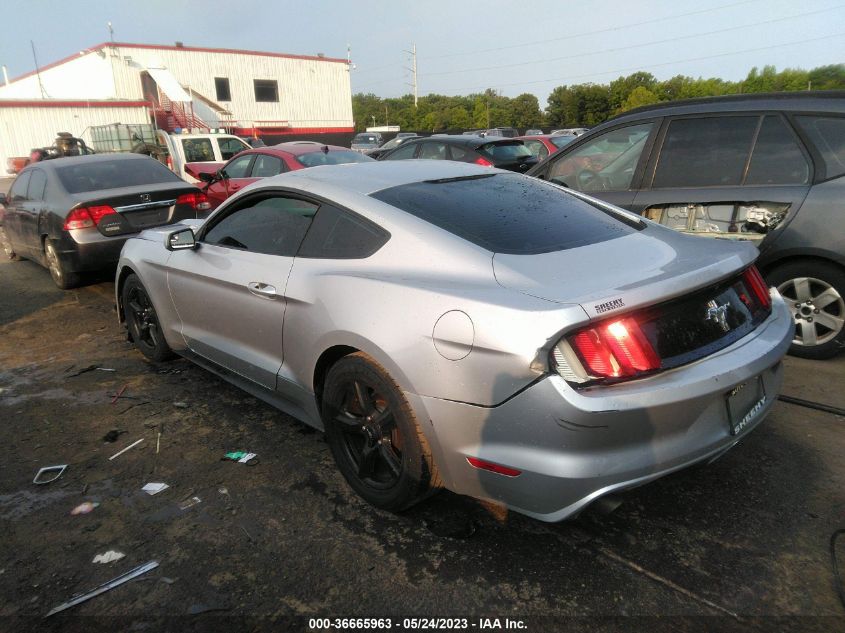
214;77;231;102
253;79;279;103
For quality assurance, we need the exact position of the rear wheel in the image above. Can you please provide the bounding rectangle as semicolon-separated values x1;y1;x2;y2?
768;261;845;360
322;352;439;511
44;240;80;289
122;273;174;362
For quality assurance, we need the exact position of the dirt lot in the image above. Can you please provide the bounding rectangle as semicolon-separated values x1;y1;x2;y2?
1;251;844;632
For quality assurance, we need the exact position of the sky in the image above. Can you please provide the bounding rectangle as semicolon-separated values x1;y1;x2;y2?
1;0;843;105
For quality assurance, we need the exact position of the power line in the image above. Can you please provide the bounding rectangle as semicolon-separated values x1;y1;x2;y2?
352;0;762;74
422;0;763;61
424;5;845;78
448;30;845;93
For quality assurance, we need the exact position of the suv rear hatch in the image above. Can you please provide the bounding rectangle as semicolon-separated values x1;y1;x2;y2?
477;140;538;172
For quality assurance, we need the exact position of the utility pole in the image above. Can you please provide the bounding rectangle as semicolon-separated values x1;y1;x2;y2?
404;43;418;107
30;40;47;98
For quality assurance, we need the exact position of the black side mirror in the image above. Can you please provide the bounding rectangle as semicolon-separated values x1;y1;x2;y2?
165;227;197;251
0;192;6;206
198;171;215;183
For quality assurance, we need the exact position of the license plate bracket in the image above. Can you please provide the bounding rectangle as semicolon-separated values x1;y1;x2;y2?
725;376;766;436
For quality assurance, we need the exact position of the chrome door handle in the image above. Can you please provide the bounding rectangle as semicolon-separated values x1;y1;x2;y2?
247;282;277;298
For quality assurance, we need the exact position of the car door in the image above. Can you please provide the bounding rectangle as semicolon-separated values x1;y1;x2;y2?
203;153;255;209
3;170;31;255
17;169;48;254
531;121;658;209
630;114;813;246
166;191;318;389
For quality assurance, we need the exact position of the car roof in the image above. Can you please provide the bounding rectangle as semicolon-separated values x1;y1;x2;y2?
608;90;845;124
21;153;152;171
409;135;517;148
514;134;557;141
260;142;352;156
260;159;504;196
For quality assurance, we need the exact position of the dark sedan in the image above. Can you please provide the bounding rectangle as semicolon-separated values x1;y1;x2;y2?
367;135;423;160
379;135;538;172
0;154;210;288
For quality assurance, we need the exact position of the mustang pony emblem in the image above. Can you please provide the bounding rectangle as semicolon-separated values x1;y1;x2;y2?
705;300;731;332
140;193;151;202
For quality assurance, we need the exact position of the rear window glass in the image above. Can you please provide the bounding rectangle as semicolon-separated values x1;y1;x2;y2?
181;138;215;162
795;115;845;180
56;159;181;193
295;150;373;168
298;204;389;259
480;142;532;160
745;116;809;185
353;134;379;144
653;116;758;188
370;173;639;255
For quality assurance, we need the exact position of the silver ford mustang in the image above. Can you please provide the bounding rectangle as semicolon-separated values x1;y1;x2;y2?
116;161;793;521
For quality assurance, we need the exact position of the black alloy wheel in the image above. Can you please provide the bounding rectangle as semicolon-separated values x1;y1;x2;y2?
122;273;174;362
323;353;439;511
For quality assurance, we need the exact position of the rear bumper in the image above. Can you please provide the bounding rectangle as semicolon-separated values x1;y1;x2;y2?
418;294;793;522
55;230;126;273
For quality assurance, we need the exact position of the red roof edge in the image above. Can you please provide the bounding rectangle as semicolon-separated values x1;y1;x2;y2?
5;42;349;85
0;100;150;108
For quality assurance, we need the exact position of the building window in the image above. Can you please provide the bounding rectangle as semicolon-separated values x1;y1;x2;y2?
215;77;231;102
254;79;279;103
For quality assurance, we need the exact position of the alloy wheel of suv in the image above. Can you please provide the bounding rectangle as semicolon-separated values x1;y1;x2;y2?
769;262;845;359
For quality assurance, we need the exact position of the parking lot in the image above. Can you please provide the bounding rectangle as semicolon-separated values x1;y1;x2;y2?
1;234;844;630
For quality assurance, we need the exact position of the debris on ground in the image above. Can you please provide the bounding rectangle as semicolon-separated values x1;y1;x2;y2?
110;384;129;404
95;367;116;373
179;496;202;511
102;429;126;443
33;465;67;485
92;550;125;564
45;560;159;617
70;502;99;515
66;365;98;377
223;451;257;464
108;438;144;461
173;402;189;409
141;483;169;496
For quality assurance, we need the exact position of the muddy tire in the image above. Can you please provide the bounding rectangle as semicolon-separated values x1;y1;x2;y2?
122;273;175;362
322;352;440;511
44;240;80;289
768;261;845;360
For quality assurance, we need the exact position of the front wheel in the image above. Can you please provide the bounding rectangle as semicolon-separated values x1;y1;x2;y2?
768;261;845;360
0;226;22;261
322;353;440;511
122;273;174;362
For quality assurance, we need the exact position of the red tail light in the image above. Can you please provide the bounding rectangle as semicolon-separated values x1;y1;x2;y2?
474;156;493;166
176;192;211;211
569;316;660;380
63;205;117;230
742;265;771;309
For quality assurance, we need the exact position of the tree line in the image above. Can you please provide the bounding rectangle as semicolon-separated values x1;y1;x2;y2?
352;64;845;132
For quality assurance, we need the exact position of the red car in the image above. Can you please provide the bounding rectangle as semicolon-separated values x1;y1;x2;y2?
185;142;374;210
514;134;577;161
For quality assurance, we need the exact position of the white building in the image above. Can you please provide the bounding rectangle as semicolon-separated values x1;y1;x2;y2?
0;41;354;170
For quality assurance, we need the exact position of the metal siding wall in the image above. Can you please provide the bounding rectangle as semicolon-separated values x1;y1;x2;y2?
0;105;149;171
0;53;115;99
111;47;353;128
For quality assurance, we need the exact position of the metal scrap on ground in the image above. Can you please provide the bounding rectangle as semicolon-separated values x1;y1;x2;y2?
44;561;159;617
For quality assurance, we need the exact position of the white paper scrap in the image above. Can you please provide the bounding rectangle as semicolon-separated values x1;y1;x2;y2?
92;550;125;564
141;482;169;496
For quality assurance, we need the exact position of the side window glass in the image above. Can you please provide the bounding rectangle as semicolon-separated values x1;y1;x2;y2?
525;140;548;159
298;204;389;259
795;115;845;180
182;138;215;162
203;196;318;257
419;142;447;159
219;137;250;161
449;145;468;160
10;171;31;201
251;154;284;177
549;122;653;192
653;117;757;188
223;155;254;179
386;143;418;160
27;170;48;201
745;116;809;185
